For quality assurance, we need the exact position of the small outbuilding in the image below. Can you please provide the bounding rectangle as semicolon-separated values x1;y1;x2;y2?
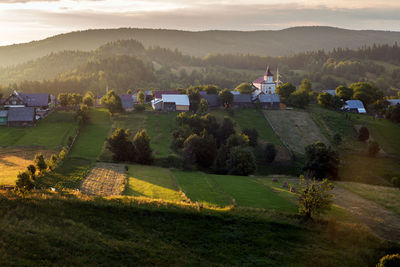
233;94;253;108
202;94;220;109
7;107;36;127
259;94;280;110
344;100;366;114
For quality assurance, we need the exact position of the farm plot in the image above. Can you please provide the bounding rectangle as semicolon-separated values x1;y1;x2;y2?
80;163;126;196
264;110;329;154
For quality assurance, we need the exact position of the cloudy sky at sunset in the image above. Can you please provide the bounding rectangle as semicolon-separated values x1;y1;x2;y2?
1;0;400;46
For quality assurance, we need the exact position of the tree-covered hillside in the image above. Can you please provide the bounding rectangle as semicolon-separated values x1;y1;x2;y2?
1;26;400;67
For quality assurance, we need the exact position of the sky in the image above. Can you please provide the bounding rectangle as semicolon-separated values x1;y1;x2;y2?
1;0;400;46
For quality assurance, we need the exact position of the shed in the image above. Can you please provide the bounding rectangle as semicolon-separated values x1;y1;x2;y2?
7;107;35;127
233;94;253;108
162;94;190;111
0;110;8;126
344;100;366;114
120;94;134;111
259;94;280;110
202;94;220;108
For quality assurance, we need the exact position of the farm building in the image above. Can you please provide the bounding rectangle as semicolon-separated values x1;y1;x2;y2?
388;99;400;106
120;94;134;111
233;94;253;108
153;90;179;99
202;94;220;109
144;91;153;102
343;100;366;114
151;94;190;111
0;110;8;126
2;91;50;110
258;94;280;109
7;107;36;127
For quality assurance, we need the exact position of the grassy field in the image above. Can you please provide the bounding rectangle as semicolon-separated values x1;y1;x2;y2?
69;109;110;160
264;109;329;154
0;191;394;266
145;112;178;158
99;112;147;161
0;111;77;149
349;113;400;156
339;182;400;216
125;164;186;202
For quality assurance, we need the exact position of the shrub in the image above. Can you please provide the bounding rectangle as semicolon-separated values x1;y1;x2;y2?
264;143;277;163
134;104;146;112
377;254;400;267
226;147;257;176
242;128;258;147
368;140;380;157
358;126;369;141
15;171;34;195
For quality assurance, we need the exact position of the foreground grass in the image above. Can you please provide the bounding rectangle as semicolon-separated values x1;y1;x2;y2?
0;192;394;266
0;111;77;149
339;182;400;216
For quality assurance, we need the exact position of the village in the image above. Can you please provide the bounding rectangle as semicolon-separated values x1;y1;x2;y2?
2;67;398;127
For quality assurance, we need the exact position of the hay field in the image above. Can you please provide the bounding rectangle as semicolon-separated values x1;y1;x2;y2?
264;110;329;154
80;163;126;196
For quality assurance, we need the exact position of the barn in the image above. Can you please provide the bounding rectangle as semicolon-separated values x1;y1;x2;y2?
162;94;190;111
7;107;36;127
259;94;280;110
233;94;253;108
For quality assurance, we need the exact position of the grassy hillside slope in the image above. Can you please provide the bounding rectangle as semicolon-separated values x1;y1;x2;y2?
2;26;400;67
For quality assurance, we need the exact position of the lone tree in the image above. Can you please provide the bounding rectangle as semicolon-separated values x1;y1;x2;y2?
358;126;370;141
101;90;122;115
83;91;95;107
303;142;339;179
368;140;380;157
187;86;202;112
298;176;334;220
106;128;135;162
226;146;257;176
133;129;153;165
75;104;90;126
219;89;234;108
235;82;253;94
264;143;277;163
137;91;145;103
242;128;258;147
34;154;47;175
199;98;209;114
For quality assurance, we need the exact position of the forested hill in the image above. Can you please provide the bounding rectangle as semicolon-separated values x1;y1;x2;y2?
1;26;400;67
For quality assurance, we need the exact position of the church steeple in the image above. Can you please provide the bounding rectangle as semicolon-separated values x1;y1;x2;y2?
264;65;274;83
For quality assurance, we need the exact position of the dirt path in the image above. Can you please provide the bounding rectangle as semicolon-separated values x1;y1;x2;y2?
333;185;400;242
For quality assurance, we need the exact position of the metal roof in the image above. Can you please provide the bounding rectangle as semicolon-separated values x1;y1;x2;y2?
388;99;400;106
346;100;365;109
202;94;219;106
233;94;252;103
259;94;280;103
20;93;50;107
7;107;35;122
162;94;190;106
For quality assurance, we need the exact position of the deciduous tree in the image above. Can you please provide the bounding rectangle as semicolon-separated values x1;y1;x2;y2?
133;129;153;165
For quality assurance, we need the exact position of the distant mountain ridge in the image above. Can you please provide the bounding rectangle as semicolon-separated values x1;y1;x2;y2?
1;26;400;68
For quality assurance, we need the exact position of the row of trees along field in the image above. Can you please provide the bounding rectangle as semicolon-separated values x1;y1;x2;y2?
1;40;400;95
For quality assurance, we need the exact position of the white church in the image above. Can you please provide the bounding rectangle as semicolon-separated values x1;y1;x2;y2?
252;66;282;100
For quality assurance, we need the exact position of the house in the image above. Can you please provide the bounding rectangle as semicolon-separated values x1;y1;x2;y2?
344;100;366;114
388;99;400;106
2;91;50;110
7;107;36;127
202;94;220;109
120;94;134;111
233;94;253;108
153;90;179;99
0;110;8;126
323;90;336;96
151;94;190;111
259;94;280;110
162;94;190;111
